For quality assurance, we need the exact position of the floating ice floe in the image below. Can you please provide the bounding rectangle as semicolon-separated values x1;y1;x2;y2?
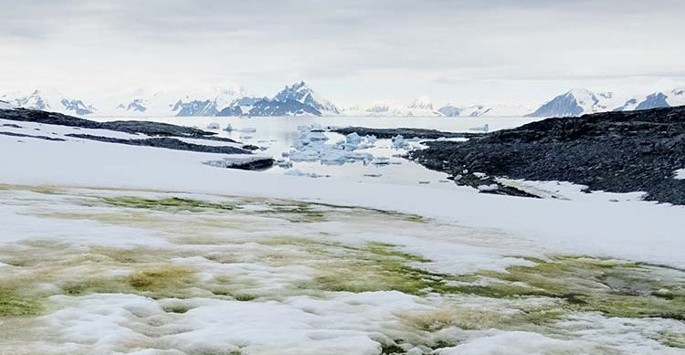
477;184;499;192
275;159;293;168
223;124;233;132
371;157;391;166
206;123;220;130
285;126;376;165
236;127;257;133
469;123;490;133
284;169;329;178
342;132;377;150
203;155;273;170
391;135;411;150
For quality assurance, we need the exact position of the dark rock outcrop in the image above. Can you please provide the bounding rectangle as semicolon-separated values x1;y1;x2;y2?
409;106;685;204
331;127;482;140
65;134;251;155
0;131;66;141
0;108;236;141
0;107;274;170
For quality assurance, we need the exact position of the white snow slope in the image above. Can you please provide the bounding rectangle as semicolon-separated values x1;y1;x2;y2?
1;119;684;354
0;119;683;268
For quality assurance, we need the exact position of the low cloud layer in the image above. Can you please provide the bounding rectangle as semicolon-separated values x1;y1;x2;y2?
1;0;683;105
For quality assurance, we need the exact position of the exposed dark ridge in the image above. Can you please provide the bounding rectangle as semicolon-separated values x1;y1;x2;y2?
331;127;481;139
409;106;685;205
0;131;66;142
0;108;237;142
66;134;250;155
2;123;22;129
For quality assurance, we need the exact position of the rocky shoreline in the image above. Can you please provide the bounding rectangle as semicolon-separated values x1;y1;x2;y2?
408;106;685;205
331;126;481;139
0;108;274;171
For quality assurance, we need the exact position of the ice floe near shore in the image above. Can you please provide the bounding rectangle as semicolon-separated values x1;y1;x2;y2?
283;125;380;165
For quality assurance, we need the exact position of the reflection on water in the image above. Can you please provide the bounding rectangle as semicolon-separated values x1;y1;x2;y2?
96;116;539;189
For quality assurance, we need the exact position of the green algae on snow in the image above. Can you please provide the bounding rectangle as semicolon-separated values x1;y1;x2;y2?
0;289;42;317
449;256;685;320
304;243;684;322
98;194;426;224
654;331;685;349
56;264;199;300
302;242;447;295
101;196;238;212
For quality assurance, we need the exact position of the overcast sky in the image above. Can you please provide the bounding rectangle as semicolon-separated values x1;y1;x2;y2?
1;0;684;106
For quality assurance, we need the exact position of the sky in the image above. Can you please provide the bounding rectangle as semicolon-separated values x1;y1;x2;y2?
1;0;684;107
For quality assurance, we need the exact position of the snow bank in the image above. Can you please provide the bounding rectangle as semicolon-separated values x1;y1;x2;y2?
0;100;13;110
438;331;593;355
0;130;683;268
676;169;685;180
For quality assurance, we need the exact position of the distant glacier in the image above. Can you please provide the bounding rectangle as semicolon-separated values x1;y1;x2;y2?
2;85;684;118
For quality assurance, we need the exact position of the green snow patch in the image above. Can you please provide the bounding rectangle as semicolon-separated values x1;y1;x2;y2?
2;186;684;352
0;289;42;317
654;331;685;349
99;194;425;224
447;256;685;320
101;196;238;212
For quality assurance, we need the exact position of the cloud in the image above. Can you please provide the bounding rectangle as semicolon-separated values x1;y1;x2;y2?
0;0;684;104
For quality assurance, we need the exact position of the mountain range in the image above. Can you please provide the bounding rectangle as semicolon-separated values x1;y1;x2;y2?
0;89;98;116
2;84;684;118
526;88;685;117
217;82;339;117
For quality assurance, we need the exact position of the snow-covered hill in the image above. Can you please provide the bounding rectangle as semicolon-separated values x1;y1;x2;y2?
0;100;13;110
342;98;443;117
615;88;685;112
525;89;620;117
342;99;530;117
528;88;685;117
111;86;247;117
273;82;339;115
1;89;97;116
217;82;339;117
5;85;684;118
439;104;532;117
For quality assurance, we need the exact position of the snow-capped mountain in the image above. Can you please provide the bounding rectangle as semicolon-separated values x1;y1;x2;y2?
615;88;685;112
273;82;340;115
1;89;97;116
437;104;532;117
437;105;461;117
408;97;434;111
5;84;683;119
527;88;685;117
112;86;247;117
526;89;619;117
439;105;493;117
342;98;442;117
216;82;338;117
343;99;529;117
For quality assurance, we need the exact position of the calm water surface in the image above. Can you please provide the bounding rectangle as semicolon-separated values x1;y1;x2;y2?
98;116;539;189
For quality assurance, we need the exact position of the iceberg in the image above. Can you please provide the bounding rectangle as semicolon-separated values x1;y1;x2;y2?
286;126;375;165
284;169;329;178
391;135;410;150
